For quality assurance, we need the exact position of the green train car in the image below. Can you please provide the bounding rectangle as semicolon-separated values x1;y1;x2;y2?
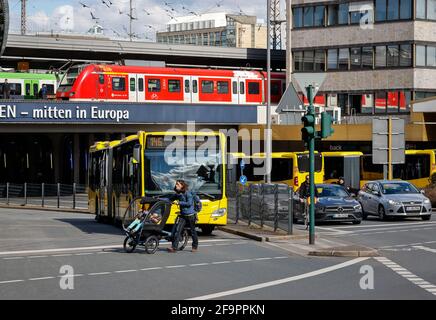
0;72;58;99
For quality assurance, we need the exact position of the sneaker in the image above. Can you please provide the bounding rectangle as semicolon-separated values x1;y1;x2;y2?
167;248;176;253
191;248;198;253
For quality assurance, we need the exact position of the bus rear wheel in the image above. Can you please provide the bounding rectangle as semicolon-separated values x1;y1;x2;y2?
201;226;215;235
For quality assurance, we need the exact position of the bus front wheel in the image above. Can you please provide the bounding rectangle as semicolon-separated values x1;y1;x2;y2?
201;226;215;235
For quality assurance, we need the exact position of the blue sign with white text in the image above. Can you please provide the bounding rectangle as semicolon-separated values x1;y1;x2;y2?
239;175;247;185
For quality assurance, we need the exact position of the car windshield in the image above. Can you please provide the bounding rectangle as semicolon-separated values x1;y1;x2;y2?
380;182;419;194
316;185;350;198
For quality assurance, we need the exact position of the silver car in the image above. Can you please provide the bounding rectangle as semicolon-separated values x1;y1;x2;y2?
357;180;432;221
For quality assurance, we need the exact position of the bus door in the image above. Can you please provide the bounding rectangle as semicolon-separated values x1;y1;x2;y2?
343;156;360;190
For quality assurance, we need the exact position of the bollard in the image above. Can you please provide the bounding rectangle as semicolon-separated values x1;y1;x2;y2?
24;183;27;205
235;183;240;224
73;183;76;209
274;184;279;232
288;186;293;235
57;183;60;208
6;182;9;205
248;184;252;226
41;183;45;207
259;184;264;228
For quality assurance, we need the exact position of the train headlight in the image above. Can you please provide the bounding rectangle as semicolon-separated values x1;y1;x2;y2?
212;208;226;217
69;92;75;97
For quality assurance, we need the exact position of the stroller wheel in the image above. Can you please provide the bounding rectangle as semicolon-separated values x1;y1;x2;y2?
177;230;189;251
144;235;159;254
123;235;137;253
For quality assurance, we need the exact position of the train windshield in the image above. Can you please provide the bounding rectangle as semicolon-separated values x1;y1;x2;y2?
59;67;80;87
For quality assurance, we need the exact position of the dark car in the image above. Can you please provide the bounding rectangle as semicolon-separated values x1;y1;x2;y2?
294;184;362;224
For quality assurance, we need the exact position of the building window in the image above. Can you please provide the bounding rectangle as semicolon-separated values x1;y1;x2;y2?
387;0;400;20
201;80;214;93
387;45;400;66
314;6;325;26
375;46;387;67
328;49;338;70
338;48;349;70
293;7;303;27
303;50;314;71
399;44;412;66
361;94;374;114
148;79;161;92
375;0;387;21
112;77;126;91
427;46;436;66
350;47;362;69
362;47;373;69
338;3;349;24
387;91;399;112
428;0;436;20
328;4;338;25
375;91;387;113
416;45;426;66
400;0;412;19
314;50;325;71
294;51;304;71
303;6;314;27
399;91;411;112
417;0;426;18
168;79;181;92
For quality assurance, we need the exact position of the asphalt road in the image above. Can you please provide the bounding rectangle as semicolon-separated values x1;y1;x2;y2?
0;208;435;300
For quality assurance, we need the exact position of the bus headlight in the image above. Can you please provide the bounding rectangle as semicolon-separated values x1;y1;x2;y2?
212;208;226;217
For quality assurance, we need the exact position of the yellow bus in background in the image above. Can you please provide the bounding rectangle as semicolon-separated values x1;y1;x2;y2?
323;151;363;191
228;152;324;191
360;150;436;189
104;131;227;235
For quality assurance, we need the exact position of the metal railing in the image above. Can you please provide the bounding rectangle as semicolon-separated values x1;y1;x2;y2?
227;182;294;235
0;183;88;210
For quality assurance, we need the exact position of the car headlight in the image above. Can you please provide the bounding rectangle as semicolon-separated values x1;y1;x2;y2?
354;204;362;210
424;199;431;204
211;208;226;217
388;199;401;206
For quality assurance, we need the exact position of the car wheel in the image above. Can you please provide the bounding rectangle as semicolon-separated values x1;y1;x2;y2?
378;205;388;221
422;215;431;221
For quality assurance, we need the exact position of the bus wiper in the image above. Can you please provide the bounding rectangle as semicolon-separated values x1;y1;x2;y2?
195;191;216;200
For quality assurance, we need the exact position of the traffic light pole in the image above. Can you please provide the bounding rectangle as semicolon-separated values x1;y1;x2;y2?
307;85;316;245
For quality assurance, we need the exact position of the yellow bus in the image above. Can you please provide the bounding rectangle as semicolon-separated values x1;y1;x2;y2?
100;131;227;235
360;150;436;189
322;151;363;191
88;140;120;222
229;152;324;191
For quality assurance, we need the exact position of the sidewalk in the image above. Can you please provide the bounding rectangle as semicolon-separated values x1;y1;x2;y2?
218;219;378;257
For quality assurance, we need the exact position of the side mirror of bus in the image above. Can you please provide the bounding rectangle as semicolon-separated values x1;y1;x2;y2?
133;144;141;164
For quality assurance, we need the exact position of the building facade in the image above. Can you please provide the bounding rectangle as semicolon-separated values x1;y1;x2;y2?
291;0;436;118
156;12;267;48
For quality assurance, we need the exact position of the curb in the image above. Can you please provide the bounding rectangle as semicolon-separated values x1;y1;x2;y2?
217;226;265;241
217;226;309;242
308;247;379;258
0;204;90;214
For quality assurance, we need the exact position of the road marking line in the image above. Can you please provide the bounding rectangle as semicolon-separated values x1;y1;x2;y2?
0;245;123;256
0;279;25;284
165;265;186;269
3;257;24;260
273;256;288;259
233;259;252;263
211;261;231;265
88;272;111;276
75;253;94;256
254;257;272;261
51;254;73;257
115;270;137;273
56;274;84;278
29;277;55;281
189;263;209;266
413;245;436;254
140;267;163;271
28;255;48;259
332;221;436;229
375;257;436;297
188;257;369;300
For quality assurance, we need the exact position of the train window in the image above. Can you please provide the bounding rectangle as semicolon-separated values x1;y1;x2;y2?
112;77;126;91
248;82;260;95
33;84;38;96
240;82;245;95
99;74;105;84
25;83;31;95
232;81;238;94
201;80;214;93
130;78;136;91
217;81;229;94
271;82;280;96
138;78;144;92
6;83;22;95
148;79;161;92
193;80;198;93
168;79;181;92
184;80;190;93
45;84;55;94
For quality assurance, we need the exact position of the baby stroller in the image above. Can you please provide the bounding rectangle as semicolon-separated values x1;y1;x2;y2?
122;196;188;254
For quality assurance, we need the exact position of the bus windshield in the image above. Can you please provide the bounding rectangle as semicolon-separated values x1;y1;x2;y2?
144;149;223;199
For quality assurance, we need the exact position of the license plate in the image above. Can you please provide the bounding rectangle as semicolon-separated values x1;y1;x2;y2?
406;206;420;211
333;213;348;218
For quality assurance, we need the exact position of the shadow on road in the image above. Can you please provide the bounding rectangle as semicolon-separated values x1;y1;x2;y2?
55;218;124;236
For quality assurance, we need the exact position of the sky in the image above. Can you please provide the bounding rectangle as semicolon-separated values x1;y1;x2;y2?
8;0;276;41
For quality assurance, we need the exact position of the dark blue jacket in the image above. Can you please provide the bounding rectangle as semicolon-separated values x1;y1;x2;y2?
166;192;196;216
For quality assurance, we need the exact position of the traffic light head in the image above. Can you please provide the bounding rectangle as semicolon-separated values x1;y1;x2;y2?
301;113;315;142
320;112;334;139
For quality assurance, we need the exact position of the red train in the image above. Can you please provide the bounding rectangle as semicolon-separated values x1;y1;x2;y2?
56;64;286;105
